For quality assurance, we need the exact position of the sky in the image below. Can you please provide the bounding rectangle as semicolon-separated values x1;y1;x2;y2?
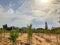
0;0;60;29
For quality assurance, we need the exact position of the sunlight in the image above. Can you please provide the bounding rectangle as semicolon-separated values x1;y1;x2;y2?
40;0;48;3
34;0;52;6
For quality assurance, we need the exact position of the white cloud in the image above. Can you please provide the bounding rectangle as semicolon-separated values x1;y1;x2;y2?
0;0;60;28
7;8;14;14
0;4;34;27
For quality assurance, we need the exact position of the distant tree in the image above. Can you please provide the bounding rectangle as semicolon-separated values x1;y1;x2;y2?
3;24;7;29
45;22;48;30
3;24;7;38
7;27;12;30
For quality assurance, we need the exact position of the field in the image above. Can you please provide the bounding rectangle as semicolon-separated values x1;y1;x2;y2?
0;32;60;45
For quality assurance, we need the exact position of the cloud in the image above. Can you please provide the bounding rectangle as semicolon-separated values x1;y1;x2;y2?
0;0;60;28
0;3;34;27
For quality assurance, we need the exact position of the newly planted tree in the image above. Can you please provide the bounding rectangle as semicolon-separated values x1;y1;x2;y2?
27;24;33;45
9;30;19;45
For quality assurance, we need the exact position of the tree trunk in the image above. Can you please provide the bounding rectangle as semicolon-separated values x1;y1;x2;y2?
12;42;17;45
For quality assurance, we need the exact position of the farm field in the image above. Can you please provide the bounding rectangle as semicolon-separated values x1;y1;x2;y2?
0;0;60;45
0;33;60;45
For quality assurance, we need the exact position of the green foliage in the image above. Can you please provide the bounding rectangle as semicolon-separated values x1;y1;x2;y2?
44;30;51;34
54;29;60;34
28;24;33;38
36;29;51;34
19;29;22;33
9;30;19;42
37;30;44;33
0;30;6;33
3;24;7;29
0;30;2;33
27;24;33;44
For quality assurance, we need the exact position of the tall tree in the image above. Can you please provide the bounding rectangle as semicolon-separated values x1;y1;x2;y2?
45;22;48;30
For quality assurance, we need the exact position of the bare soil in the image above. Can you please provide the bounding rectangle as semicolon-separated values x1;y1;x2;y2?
0;33;60;45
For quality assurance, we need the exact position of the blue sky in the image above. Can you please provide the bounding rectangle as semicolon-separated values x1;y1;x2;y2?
0;0;60;28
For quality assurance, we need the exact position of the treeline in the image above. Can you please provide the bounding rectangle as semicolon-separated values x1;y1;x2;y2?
0;24;60;34
34;29;60;34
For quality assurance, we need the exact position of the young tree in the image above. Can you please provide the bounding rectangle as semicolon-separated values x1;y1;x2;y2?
9;30;19;45
27;24;33;45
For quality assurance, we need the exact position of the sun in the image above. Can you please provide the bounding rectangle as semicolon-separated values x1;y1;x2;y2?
40;0;48;3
